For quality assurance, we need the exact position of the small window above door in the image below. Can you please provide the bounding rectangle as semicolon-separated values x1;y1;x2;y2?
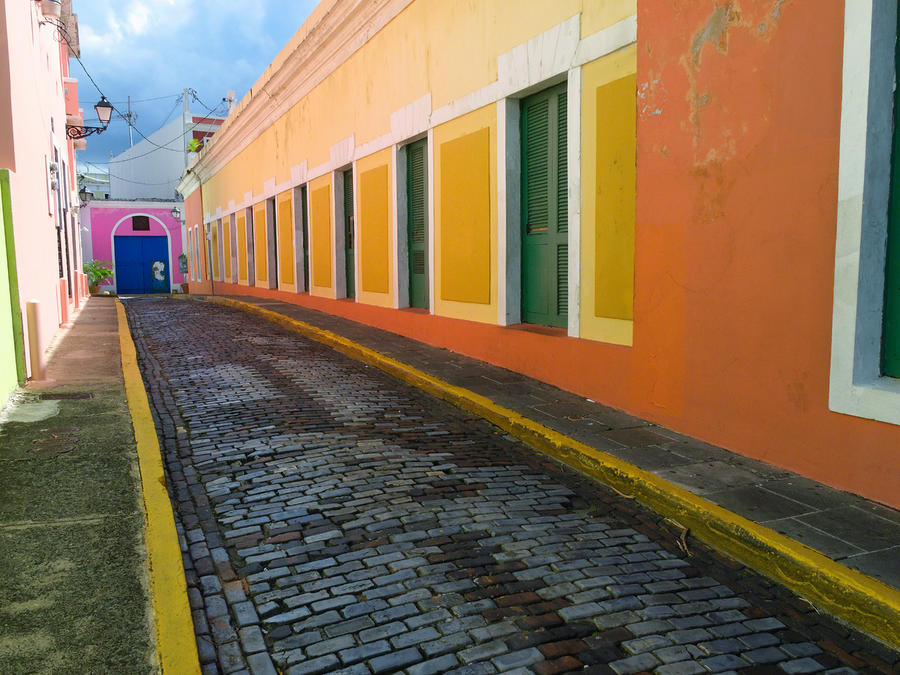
132;215;150;231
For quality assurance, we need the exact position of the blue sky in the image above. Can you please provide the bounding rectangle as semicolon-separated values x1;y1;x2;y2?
72;0;318;172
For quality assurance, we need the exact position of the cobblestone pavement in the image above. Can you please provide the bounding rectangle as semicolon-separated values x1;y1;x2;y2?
124;298;899;675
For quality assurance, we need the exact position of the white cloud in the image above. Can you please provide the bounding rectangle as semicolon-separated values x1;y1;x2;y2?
125;2;150;35
73;0;318;165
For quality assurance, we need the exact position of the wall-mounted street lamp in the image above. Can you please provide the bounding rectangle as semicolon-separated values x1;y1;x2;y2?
170;206;182;221
66;96;114;140
78;187;91;205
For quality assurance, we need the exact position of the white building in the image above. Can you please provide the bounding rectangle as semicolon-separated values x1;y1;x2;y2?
107;108;224;200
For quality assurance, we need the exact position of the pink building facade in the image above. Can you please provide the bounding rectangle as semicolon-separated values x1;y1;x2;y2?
81;201;185;294
0;0;89;391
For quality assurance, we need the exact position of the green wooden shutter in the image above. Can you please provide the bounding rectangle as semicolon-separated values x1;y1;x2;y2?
344;169;355;299
407;139;428;309
521;82;567;328
526;98;550;234
882;13;900;376
557;91;568;317
557;93;568;234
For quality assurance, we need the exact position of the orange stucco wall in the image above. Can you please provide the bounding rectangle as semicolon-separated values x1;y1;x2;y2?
631;0;900;506
185;189;212;294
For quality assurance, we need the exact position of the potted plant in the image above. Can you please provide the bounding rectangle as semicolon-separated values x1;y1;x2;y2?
84;260;114;294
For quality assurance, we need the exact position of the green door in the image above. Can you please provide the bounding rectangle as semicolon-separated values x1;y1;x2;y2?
300;185;310;292
344;169;355;299
521;82;568;328
407;139;428;309
883;12;900;377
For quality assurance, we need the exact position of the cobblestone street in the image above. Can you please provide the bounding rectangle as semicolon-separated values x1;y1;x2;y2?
124;297;898;675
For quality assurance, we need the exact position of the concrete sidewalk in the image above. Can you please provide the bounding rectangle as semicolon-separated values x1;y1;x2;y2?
0;297;153;673
201;294;900;648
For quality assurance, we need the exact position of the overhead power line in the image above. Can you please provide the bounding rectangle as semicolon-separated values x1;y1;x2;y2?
54;22;229;166
83;161;180;186
77;93;181;106
90;100;228;164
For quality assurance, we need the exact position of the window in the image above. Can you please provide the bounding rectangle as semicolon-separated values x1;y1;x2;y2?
132;215;150;231
829;1;900;425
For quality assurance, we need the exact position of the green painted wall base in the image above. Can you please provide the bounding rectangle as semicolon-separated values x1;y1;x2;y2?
0;170;25;403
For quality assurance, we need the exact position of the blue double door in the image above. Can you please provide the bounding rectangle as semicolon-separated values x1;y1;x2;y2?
114;236;170;294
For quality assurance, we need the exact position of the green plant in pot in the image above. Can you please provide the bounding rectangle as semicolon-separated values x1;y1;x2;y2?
84;260;114;294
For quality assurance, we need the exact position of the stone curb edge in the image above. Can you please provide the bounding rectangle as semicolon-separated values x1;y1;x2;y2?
196;293;900;650
117;300;202;674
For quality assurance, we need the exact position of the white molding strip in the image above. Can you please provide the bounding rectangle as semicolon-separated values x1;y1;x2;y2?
567;66;582;338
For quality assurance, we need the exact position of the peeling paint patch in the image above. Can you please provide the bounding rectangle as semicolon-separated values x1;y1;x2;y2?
682;0;791;164
690;3;735;67
638;74;667;119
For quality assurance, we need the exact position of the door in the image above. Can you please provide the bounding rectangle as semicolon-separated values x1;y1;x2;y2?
344;169;355;299
407;139;428;309
114;235;170;294
521;82;568;328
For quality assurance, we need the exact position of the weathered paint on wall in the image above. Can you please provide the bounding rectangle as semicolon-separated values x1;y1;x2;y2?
629;0;900;506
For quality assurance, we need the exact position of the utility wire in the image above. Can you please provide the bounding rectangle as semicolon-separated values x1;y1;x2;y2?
63;31;184;153
159;94;185;128
188;89;226;116
78;93;181;106
90;100;228;165
55;20;228;166
54;22;230;171
83;161;180;186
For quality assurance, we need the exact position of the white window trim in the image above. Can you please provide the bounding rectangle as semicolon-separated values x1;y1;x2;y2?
829;0;900;425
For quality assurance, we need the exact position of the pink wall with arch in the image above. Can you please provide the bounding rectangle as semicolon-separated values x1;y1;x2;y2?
83;203;185;288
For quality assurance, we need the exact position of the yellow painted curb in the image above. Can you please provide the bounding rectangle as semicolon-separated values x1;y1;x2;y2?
117;300;201;674
202;294;900;649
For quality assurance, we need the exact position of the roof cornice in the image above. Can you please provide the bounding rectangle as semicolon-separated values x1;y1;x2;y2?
177;167;201;199
193;0;413;183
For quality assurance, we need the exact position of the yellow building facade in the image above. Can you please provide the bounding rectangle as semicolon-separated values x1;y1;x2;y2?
187;0;638;346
